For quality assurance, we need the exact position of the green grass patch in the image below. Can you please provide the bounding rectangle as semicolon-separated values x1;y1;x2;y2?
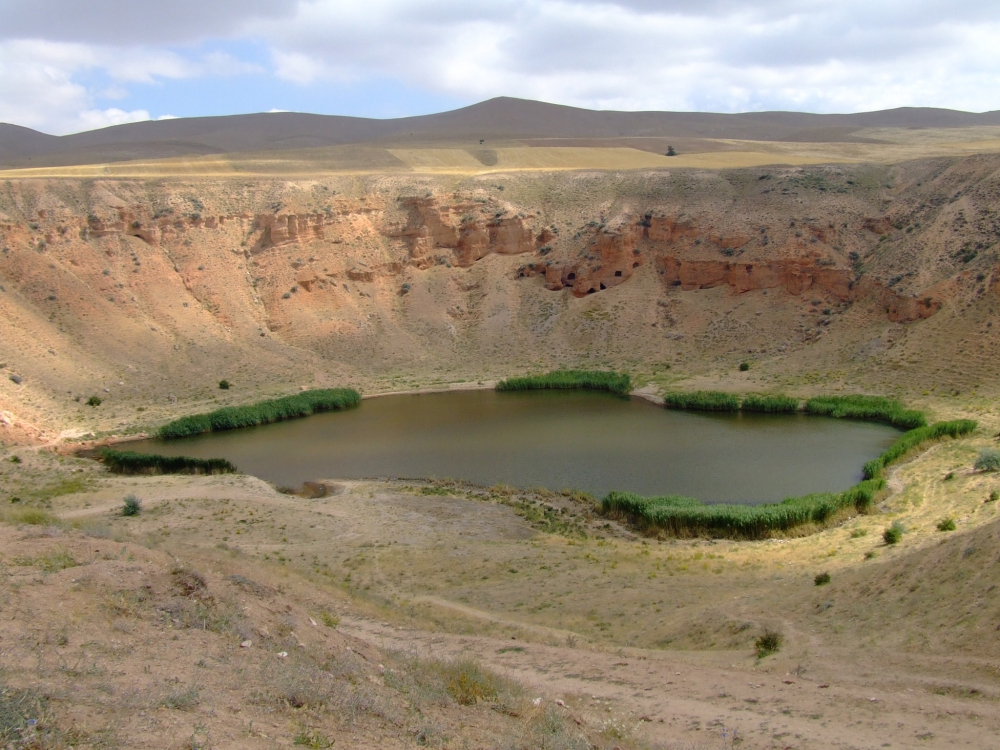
804;394;926;430
101;449;237;476
496;369;631;395
158;388;360;439
662;390;740;411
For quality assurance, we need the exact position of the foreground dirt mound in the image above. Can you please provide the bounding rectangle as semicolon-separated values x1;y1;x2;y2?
0;524;623;750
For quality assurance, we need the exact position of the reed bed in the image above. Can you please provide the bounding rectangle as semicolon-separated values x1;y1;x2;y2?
862;419;977;479
101;449;237;475
661;390;740;411
495;369;632;396
602;417;977;539
804;394;926;430
601;479;886;539
740;394;801;413
158;388;360;439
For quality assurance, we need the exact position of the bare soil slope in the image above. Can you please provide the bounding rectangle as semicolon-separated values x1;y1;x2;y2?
1;156;999;443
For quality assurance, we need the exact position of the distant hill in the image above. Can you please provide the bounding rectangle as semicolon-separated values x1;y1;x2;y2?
4;97;1000;168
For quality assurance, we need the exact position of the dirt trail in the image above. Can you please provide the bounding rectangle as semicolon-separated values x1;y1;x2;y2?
341;612;998;749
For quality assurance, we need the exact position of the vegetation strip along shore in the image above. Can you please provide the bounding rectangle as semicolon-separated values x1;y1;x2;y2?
603;398;976;538
100;449;238;475
158;388;361;439
495;369;632;396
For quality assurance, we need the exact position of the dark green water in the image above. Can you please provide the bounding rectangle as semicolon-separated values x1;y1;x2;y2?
130;390;900;503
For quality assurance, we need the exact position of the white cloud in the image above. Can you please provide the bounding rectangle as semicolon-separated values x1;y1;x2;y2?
75;107;150;130
0;39;266;133
252;0;1000;113
3;0;1000;135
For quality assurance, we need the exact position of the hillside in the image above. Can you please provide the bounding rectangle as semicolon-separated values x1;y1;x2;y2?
5;97;1000;169
0;154;998;444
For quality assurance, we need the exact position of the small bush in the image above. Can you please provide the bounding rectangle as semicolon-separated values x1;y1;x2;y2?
87;395;102;407
937;517;956;532
883;522;903;545
974;448;1000;472
988;491;998;503
739;361;750;372
121;494;142;516
814;572;831;586
218;379;231;390
850;527;868;538
755;628;783;658
319;610;340;628
9;455;20;464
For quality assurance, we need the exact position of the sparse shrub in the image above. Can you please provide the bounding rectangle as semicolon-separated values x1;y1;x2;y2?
319;610;340;628
974;448;1000;472
13;549;78;573
0;684;48;742
218;379;230;390
883;522;904;545
293;729;333;748
9;455;20;464
2;508;58;526
739;361;750;371
755;628;783;658
86;395;102;407
850;527;868;538
497;369;631;396
937;517;956;532
440;659;505;705
988;490;998;503
162;687;200;711
121;494;142;516
814;572;831;586
944;471;955;481
282;292;291;299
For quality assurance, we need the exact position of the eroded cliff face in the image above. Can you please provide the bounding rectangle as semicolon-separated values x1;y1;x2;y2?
0;160;998;442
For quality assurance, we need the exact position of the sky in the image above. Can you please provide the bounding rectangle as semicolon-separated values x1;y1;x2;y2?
1;0;999;135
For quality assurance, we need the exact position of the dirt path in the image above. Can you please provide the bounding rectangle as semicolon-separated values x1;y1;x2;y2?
340;606;1000;750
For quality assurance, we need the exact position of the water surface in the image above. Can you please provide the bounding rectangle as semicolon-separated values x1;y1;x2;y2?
131;390;900;503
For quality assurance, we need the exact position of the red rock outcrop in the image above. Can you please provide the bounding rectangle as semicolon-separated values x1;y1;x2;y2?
394;197;540;269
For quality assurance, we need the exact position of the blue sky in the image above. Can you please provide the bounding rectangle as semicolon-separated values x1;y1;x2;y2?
1;1;999;135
